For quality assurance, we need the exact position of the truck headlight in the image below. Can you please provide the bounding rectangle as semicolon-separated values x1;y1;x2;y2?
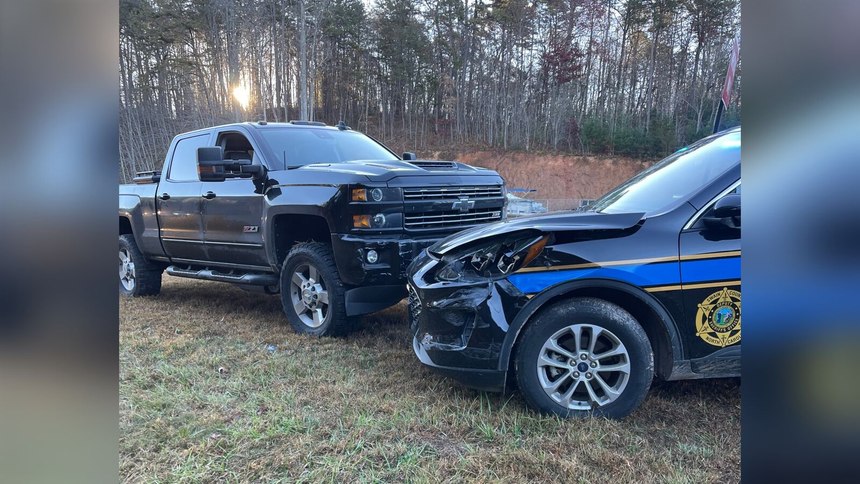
434;233;549;283
350;185;399;202
353;212;401;229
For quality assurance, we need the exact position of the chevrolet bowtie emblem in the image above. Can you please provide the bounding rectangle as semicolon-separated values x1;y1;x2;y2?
451;196;475;213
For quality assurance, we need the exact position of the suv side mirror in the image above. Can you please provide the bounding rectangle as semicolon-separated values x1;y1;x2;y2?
713;193;740;219
197;146;266;182
702;193;740;230
402;152;417;161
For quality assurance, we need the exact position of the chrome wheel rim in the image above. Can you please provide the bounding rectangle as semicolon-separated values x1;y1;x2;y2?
289;263;330;328
537;324;631;410
119;248;136;291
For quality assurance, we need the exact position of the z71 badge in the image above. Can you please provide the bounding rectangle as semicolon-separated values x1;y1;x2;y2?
695;287;741;347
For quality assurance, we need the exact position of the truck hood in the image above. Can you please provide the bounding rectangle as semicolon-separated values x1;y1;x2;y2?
429;210;645;256
296;159;498;183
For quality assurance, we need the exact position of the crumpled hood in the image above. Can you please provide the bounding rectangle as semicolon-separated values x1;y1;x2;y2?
430;210;645;255
297;159;493;182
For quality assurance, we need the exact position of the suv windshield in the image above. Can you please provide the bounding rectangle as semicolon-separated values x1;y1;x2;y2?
259;128;398;168
589;129;741;215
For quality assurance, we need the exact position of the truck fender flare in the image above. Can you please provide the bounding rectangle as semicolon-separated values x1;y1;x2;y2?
498;278;683;375
119;194;146;249
264;206;335;266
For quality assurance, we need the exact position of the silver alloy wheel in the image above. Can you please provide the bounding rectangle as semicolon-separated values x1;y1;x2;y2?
536;324;631;410
119;248;136;291
289;263;330;328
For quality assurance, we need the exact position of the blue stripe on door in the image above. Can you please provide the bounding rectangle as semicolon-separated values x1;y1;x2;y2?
507;257;740;294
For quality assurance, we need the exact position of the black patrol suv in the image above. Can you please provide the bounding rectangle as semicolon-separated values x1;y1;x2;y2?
407;128;741;418
119;121;506;336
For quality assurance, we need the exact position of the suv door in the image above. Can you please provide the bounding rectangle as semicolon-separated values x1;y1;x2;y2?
678;182;742;365
199;129;269;268
157;133;210;262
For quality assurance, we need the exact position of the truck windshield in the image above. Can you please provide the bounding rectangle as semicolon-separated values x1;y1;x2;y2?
589;129;740;215
259;128;398;168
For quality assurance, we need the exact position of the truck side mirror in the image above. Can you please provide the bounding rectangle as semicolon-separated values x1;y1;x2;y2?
402;152;417;161
197;146;266;182
197;146;227;182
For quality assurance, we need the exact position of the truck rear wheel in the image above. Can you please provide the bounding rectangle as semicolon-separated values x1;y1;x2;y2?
119;234;162;296
280;242;352;336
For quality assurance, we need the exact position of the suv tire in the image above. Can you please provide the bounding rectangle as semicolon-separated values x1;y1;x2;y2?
280;242;353;336
119;234;163;296
515;297;653;419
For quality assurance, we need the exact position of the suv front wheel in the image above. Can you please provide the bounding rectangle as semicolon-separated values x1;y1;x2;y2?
280;242;352;336
515;297;654;419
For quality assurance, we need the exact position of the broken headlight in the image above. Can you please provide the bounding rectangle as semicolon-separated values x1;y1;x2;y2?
434;233;549;283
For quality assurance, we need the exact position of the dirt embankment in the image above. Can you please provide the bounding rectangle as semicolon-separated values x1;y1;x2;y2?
428;150;652;200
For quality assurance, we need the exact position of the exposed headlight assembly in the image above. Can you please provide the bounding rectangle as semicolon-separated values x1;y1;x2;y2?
434;233;549;283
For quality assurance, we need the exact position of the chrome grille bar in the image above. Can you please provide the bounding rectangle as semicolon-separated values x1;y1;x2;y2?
403;186;504;200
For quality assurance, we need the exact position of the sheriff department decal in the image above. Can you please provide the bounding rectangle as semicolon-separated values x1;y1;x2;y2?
695;287;741;347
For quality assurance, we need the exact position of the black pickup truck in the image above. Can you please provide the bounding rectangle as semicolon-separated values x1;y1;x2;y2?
119;121;506;335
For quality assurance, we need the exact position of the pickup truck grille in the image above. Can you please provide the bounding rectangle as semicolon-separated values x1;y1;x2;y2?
404;208;503;230
403;186;503;201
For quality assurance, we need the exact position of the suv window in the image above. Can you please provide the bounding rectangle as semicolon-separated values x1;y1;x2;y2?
590;130;741;215
168;134;210;181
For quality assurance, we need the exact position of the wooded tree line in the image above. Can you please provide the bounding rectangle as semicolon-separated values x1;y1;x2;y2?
119;0;740;180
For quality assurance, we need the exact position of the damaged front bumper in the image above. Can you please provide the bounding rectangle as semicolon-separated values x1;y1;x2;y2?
407;249;530;392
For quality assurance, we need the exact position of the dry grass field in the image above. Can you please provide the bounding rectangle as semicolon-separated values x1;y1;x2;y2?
120;277;740;483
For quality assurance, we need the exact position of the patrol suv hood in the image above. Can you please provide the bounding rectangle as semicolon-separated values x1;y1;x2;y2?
430;210;645;256
297;159;497;182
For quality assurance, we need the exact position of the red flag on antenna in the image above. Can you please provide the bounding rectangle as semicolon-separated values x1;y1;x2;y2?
722;34;740;108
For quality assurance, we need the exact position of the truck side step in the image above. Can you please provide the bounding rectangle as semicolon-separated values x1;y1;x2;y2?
166;265;279;286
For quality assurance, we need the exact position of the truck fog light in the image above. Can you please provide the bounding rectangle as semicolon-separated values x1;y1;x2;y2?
366;249;379;264
353;214;371;228
370;188;384;202
372;213;386;227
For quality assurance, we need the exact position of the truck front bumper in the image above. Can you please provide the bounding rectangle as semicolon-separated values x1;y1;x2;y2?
331;233;440;316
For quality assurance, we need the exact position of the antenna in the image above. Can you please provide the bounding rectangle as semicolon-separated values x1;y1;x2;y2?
336;120;351;131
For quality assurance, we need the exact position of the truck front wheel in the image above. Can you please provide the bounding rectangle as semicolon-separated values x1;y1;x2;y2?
118;234;162;296
280;242;352;336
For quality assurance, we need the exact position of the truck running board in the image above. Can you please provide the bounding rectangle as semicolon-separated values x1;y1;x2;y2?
166;265;279;286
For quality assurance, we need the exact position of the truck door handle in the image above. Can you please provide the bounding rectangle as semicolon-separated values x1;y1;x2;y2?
159;193;170;200
202;191;217;200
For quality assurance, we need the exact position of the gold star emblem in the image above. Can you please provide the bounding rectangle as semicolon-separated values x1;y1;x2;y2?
695;287;741;347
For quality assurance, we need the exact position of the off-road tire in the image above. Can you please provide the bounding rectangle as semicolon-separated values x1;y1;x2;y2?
515;297;653;419
280;242;353;336
118;234;163;296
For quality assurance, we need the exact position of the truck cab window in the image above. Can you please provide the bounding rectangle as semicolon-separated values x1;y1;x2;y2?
217;132;259;169
167;134;210;181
